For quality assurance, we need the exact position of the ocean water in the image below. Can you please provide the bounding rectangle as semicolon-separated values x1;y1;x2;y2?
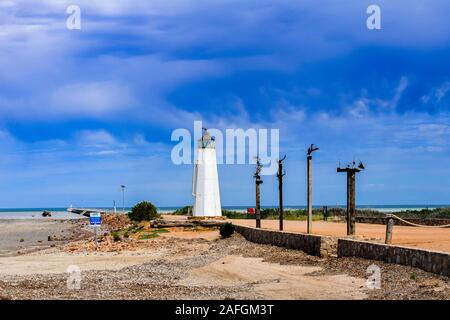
0;209;85;219
159;205;449;214
0;205;448;219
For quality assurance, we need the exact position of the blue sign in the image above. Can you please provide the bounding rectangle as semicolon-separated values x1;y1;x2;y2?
89;212;101;227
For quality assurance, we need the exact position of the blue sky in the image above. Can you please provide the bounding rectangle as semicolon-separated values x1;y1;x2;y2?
0;0;449;208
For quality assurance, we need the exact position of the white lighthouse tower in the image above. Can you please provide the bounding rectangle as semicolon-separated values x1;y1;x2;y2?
192;129;222;217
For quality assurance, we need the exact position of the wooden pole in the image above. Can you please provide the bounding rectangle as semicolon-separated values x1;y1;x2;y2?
385;217;394;244
347;171;356;235
338;162;364;236
254;157;263;229
256;180;261;228
307;155;313;234
277;157;286;231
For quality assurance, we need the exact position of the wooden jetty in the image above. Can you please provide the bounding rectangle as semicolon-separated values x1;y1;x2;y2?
67;207;107;217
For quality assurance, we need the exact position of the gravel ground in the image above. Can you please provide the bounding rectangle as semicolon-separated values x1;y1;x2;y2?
0;233;449;300
226;236;450;300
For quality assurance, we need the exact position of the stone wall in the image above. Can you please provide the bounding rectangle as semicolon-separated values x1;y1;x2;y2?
355;216;450;226
233;225;337;257
233;224;449;277
338;239;450;277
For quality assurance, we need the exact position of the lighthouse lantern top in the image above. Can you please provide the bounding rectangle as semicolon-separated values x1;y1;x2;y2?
198;129;216;149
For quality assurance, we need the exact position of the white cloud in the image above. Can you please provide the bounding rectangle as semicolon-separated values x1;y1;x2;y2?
0;130;11;140
390;76;409;109
348;99;370;118
50;81;137;116
0;1;447;126
435;81;450;102
76;130;118;147
84;150;119;157
421;81;450;107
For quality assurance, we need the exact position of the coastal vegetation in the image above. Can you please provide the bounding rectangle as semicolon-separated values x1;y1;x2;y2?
128;201;159;222
138;228;169;240
173;206;192;215
169;205;450;221
112;231;121;242
219;222;235;238
365;207;450;219
221;207;450;220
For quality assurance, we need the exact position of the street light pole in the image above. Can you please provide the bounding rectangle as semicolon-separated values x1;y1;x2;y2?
121;185;126;213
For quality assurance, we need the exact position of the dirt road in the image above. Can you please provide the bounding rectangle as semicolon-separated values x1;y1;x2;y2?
0;227;449;300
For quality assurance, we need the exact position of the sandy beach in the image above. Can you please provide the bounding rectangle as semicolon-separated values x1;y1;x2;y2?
0;218;91;257
0;217;448;300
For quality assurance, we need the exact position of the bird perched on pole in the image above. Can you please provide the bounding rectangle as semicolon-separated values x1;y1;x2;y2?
253;157;264;185
358;160;365;170
307;144;319;156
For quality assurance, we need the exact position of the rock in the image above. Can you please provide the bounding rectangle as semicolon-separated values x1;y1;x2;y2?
42;210;52;217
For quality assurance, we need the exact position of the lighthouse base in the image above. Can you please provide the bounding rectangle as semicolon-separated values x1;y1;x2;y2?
187;216;226;221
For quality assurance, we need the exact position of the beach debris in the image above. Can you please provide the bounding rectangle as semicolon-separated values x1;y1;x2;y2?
102;213;132;231
64;236;141;253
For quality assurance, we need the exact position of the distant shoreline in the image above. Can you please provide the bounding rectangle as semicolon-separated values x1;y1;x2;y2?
1;204;449;211
0;205;449;219
0;218;88;256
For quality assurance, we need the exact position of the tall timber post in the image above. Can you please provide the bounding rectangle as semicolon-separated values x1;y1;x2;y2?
337;161;365;235
277;156;286;231
307;144;319;234
254;157;263;228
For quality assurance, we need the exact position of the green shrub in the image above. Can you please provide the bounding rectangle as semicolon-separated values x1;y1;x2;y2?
173;206;193;215
219;222;235;238
128;201;159;222
220;206;450;221
127;224;144;233
112;232;121;242
138;232;159;240
222;209;249;219
152;228;169;233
